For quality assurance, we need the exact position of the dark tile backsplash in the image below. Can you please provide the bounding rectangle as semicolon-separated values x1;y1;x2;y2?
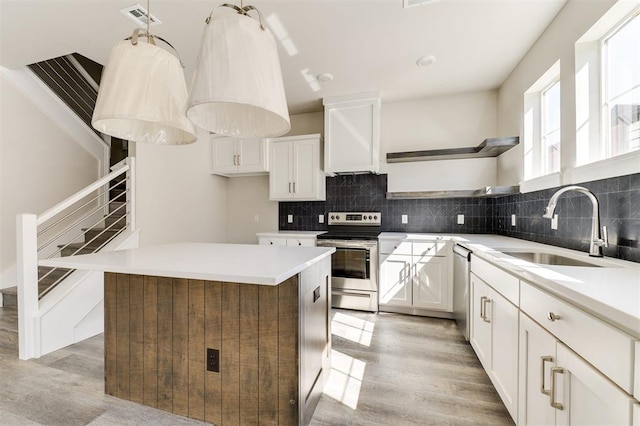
279;173;640;263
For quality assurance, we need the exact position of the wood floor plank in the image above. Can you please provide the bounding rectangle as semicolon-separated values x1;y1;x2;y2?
172;278;189;417
157;276;173;412
104;272;117;396
115;273;131;399
143;276;158;408
239;285;259;425
187;280;205;421
258;285;279;425
278;276;299;425
221;283;240;425
129;274;144;404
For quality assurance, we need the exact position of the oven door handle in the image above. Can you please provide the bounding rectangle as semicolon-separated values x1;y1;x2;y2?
332;290;372;298
317;240;378;249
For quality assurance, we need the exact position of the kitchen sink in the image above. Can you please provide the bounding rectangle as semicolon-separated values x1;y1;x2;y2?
502;251;602;267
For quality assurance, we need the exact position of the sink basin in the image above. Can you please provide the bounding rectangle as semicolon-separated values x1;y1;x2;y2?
502;251;602;267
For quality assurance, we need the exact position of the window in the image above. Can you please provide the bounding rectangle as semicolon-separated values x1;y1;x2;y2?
523;62;561;181
601;12;640;158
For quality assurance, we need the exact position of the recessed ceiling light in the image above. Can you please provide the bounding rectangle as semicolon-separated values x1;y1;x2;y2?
316;73;334;82
416;55;437;67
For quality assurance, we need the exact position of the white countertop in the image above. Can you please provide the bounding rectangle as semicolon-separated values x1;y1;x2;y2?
256;231;327;238
39;242;335;286
380;233;640;338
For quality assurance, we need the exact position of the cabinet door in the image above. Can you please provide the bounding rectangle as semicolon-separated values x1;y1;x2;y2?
489;287;519;421
555;343;634;426
412;255;449;311
211;136;237;174
518;313;557;426
292;139;318;199
269;142;293;200
379;254;412;307
237;138;266;173
470;274;491;370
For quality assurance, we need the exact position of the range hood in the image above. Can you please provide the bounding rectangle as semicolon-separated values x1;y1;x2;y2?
386;185;520;200
386;136;519;163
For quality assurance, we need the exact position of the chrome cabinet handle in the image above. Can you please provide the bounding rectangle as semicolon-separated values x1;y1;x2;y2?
288;182;292;193
480;297;491;323
293;181;296;193
479;296;486;319
540;356;553;396
550;367;564;410
547;312;561;322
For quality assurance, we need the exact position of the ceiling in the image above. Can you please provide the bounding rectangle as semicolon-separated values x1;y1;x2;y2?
0;0;566;114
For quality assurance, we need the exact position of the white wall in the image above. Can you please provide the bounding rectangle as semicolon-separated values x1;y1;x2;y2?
0;73;100;287
381;90;500;191
496;0;618;186
225;112;323;243
134;127;228;246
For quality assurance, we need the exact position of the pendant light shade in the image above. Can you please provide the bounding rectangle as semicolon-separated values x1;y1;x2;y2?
187;12;291;138
92;40;197;145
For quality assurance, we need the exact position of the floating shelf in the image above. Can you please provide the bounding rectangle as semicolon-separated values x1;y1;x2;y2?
386;185;520;200
386;136;519;163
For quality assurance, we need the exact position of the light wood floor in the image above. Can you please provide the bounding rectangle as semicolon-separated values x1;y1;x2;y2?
0;308;512;425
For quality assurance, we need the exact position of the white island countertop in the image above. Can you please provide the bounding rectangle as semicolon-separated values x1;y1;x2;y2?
39;242;335;286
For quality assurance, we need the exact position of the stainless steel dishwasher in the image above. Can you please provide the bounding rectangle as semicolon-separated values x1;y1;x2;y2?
453;244;472;341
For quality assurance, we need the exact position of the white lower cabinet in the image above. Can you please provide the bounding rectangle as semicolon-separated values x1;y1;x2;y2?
379;239;451;313
470;273;519;421
258;236;316;247
519;312;634;425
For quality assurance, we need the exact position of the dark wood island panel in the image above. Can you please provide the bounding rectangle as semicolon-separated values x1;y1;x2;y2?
104;272;300;425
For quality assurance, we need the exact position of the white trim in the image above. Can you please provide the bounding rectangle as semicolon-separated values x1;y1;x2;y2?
520;172;562;193
566;150;640;184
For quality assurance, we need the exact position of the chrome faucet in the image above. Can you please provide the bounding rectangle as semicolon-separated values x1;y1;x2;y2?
543;185;609;257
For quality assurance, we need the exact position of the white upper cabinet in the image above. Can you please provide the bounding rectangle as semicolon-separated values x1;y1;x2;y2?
210;135;269;177
269;134;326;201
323;92;380;174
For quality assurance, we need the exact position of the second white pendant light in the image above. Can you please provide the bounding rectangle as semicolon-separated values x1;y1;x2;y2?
187;4;291;138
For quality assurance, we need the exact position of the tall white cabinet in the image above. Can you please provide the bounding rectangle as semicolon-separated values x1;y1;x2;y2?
269;134;325;201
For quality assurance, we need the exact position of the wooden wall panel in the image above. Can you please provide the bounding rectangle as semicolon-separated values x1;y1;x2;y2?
204;281;222;425
115;273;130;399
157;277;173;412
279;276;300;425
221;283;240;425
129;274;144;404
104;272;117;396
104;273;302;425
187;280;205;421
259;285;280;425
239;285;260;425
143;276;158;408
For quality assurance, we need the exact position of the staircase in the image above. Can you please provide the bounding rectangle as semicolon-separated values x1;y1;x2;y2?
0;177;128;355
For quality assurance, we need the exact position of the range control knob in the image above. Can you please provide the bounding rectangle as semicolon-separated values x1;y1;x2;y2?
368;215;373;220
336;215;340;220
330;215;335;220
374;215;378;220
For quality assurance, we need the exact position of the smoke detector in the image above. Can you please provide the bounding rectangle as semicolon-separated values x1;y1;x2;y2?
120;4;162;28
403;0;440;8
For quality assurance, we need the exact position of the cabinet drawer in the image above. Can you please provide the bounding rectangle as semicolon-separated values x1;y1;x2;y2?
413;241;449;257
379;240;412;255
287;238;315;247
520;281;634;393
471;256;519;306
258;237;287;246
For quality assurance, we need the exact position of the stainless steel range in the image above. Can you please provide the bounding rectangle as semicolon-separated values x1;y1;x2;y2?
316;212;380;312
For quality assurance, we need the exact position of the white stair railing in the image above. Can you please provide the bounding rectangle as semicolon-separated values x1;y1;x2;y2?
16;157;136;360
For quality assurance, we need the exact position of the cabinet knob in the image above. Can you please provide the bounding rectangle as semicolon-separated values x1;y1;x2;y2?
547;312;561;322
298;242;301;246
270;241;273;245
289;399;296;405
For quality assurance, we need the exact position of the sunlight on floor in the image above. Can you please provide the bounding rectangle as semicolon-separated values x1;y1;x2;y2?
331;311;375;347
323;349;366;410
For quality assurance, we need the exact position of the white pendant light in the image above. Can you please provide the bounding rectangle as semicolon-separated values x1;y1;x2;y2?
92;3;197;145
187;4;291;138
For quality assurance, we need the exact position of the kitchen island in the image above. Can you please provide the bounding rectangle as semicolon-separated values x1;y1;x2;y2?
40;242;335;426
